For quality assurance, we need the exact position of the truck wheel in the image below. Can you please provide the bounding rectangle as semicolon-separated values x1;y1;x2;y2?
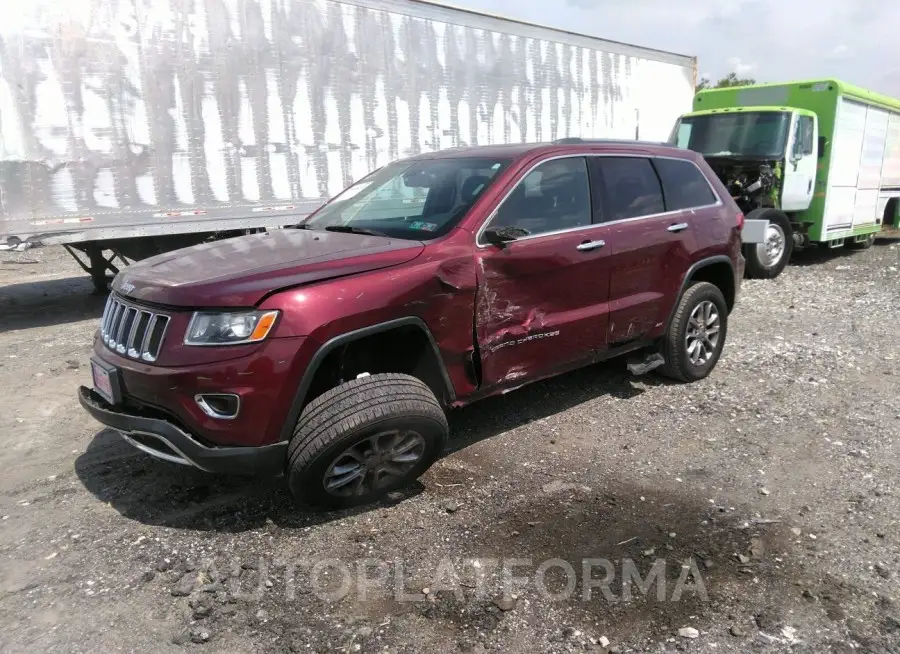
287;373;448;509
846;233;876;250
743;208;792;279
660;282;728;383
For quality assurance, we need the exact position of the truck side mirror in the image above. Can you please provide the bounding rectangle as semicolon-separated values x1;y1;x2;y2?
818;136;828;159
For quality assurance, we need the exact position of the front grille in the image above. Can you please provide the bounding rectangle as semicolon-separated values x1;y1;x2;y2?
100;295;170;362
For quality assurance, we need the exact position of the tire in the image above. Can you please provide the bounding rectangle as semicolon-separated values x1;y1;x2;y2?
660;281;728;383
846;232;876;250
743;208;793;279
287;373;448;509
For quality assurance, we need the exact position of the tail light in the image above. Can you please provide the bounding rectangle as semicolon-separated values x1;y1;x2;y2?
736;211;745;230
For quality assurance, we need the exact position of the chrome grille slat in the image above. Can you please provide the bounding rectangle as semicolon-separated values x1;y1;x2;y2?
106;302;124;346
140;314;159;358
99;295;170;362
116;307;137;353
107;300;120;334
102;301;114;339
100;300;111;337
143;315;170;362
125;309;142;355
114;307;130;351
99;298;113;335
127;311;152;358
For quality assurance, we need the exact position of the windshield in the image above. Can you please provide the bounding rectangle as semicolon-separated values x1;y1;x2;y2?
303;157;513;240
671;111;791;158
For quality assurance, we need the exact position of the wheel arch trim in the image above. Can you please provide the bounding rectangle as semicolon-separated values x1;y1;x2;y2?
668;255;735;331
278;317;455;443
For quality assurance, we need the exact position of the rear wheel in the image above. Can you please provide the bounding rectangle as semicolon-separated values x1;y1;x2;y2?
660;282;728;383
743;208;793;279
287;373;448;509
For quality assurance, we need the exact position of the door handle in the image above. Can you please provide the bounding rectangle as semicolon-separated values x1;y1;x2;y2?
576;239;606;251
667;222;689;233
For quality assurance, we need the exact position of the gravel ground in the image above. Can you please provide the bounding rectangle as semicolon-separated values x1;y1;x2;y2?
1;242;899;654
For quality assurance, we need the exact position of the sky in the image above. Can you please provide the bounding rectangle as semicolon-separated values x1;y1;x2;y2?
456;0;900;98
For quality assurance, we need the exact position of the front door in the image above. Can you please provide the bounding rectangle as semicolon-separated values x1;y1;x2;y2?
782;112;817;212
474;156;612;387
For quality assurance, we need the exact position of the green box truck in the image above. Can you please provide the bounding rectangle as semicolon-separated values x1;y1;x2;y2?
670;79;900;279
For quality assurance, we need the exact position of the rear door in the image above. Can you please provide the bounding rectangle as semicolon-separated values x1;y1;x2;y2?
474;156;613;387
653;156;729;256
590;155;706;345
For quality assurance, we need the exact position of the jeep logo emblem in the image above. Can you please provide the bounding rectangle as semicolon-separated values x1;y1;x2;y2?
120;281;135;294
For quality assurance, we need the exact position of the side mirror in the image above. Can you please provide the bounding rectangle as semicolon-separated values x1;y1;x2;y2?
483;226;528;246
817;135;828;159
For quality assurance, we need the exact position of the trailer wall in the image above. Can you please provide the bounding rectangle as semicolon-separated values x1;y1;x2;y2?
0;0;696;246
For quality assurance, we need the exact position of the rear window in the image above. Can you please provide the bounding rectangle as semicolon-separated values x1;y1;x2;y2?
594;157;665;221
653;158;718;210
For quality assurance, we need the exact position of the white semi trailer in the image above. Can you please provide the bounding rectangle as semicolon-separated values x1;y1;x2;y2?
0;0;697;290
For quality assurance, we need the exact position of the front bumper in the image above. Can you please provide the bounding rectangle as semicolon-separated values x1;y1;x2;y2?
79;386;286;476
89;334;311;448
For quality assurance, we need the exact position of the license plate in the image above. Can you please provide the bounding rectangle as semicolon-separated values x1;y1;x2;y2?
91;360;115;405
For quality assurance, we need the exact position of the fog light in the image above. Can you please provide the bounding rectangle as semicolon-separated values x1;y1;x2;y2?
195;394;240;420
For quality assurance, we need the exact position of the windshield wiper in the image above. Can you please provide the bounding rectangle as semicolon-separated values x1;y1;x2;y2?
323;225;388;237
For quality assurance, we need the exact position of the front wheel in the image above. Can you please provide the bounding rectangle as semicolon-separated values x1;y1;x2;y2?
287;373;448;509
660;282;728;383
743;208;793;279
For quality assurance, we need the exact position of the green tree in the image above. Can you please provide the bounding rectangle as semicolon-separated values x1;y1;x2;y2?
696;72;756;92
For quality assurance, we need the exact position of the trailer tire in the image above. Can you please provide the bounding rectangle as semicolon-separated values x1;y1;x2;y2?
846;233;876;250
287;373;448;509
743;208;793;279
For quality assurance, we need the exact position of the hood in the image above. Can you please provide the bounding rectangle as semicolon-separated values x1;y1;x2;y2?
112;229;425;307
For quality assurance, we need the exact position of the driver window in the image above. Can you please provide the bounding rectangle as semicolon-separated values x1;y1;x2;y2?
797;116;814;156
488;158;591;238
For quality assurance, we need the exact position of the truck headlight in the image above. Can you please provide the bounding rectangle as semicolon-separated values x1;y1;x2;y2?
184;310;280;346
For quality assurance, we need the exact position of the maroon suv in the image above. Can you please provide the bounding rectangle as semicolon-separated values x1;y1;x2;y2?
79;139;745;508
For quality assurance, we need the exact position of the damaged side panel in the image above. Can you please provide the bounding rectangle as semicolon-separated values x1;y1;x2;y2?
473;231;613;389
426;254;481;396
278;247;480;400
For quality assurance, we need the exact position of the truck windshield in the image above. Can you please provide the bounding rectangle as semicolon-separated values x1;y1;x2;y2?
302;157;512;240
672;111;791;159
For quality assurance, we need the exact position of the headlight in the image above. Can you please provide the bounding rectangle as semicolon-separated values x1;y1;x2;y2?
184;310;280;346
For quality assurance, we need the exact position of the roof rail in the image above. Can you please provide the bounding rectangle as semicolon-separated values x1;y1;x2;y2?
552;137;671;147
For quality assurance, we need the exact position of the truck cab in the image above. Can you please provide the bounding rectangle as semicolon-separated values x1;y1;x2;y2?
670;105;819;278
670;78;900;280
